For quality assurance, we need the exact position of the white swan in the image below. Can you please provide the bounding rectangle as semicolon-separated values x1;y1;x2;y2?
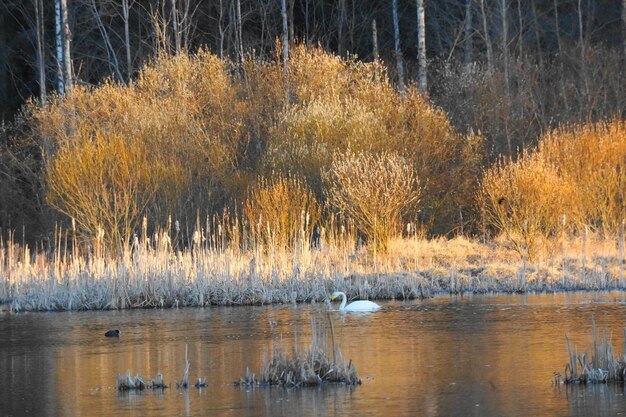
331;291;381;312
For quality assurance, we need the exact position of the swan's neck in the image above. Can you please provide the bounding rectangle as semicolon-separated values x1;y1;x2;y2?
339;292;347;310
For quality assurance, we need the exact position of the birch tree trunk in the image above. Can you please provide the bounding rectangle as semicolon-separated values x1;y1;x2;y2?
372;18;379;61
416;0;427;94
392;0;405;92
463;0;473;66
236;0;244;62
122;0;133;80
479;0;493;73
61;0;73;90
55;0;65;93
171;0;180;55
34;0;46;104
501;0;509;100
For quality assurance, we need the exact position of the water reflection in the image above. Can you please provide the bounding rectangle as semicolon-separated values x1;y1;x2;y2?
2;292;626;416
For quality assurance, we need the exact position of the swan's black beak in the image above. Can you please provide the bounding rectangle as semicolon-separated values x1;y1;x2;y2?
330;295;336;301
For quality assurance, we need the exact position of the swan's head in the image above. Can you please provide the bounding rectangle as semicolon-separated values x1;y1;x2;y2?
330;292;342;301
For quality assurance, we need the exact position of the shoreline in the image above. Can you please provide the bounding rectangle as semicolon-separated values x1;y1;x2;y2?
2;269;624;313
2;236;625;312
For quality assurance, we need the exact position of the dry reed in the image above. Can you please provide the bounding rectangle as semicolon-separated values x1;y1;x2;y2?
2;222;626;312
236;315;359;387
560;320;626;384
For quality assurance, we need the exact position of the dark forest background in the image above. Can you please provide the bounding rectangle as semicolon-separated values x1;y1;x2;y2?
1;0;625;244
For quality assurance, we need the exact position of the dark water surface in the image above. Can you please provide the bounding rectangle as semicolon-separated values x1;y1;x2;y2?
2;292;626;417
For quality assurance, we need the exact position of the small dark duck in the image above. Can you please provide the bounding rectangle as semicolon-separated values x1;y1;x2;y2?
104;329;120;337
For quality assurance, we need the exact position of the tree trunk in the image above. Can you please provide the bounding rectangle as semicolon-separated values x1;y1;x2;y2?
218;0;225;58
392;0;405;92
530;0;543;69
171;0;180;55
517;0;523;57
281;0;289;100
236;0;243;61
577;0;588;114
501;0;511;156
416;0;427;94
55;0;65;93
552;0;569;113
479;0;493;73
463;0;473;66
372;18;379;61
122;0;132;81
304;0;310;45
289;0;295;43
34;0;46;105
61;0;73;91
623;0;626;59
501;0;509;99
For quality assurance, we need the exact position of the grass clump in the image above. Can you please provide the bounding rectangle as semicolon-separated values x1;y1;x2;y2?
116;371;167;391
236;316;360;387
560;320;626;384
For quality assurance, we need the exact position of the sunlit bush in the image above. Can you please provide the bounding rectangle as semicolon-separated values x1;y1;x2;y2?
480;119;626;259
480;154;579;260
34;45;482;249
244;174;320;249
46;132;160;248
324;151;421;252
36;50;250;243
267;48;482;234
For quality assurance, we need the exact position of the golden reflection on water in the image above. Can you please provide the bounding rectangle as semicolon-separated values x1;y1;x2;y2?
2;292;626;416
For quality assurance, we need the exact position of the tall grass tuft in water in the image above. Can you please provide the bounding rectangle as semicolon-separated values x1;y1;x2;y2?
236;314;360;387
561;320;626;384
116;371;168;391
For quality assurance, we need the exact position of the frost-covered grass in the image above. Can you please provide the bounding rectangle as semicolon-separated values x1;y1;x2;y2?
1;231;626;312
560;320;626;384
236;316;359;387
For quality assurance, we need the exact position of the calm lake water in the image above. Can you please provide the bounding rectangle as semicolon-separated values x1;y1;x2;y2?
2;292;626;417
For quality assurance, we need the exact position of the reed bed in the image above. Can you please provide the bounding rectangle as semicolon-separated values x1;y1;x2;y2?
236;315;359;387
2;225;626;312
559;320;626;384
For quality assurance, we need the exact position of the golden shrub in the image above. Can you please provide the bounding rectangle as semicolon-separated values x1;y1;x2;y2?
266;47;482;234
324;151;421;252
480;154;579;259
244;174;320;249
480;119;626;258
46;132;159;248
36;50;250;239
35;45;483;248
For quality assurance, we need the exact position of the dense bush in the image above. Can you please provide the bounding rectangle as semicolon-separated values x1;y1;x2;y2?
480;119;626;259
324;151;420;252
244;174;320;250
31;45;482;249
